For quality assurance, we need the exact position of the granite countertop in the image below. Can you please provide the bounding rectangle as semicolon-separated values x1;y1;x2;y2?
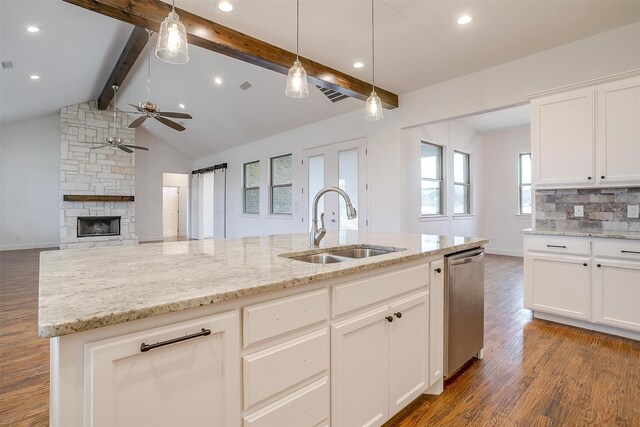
38;231;488;338
521;228;640;240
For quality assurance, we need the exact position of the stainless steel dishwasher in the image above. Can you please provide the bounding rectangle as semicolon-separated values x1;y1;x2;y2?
444;247;485;378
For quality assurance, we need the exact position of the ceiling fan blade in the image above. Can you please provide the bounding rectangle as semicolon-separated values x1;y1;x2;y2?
90;145;109;150
155;116;186;132
129;103;145;112
122;145;150;151
116;145;134;153
128;115;148;128
157;112;192;119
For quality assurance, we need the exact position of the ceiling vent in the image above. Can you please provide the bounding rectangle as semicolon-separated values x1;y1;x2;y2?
1;61;15;70
239;81;252;91
316;86;349;103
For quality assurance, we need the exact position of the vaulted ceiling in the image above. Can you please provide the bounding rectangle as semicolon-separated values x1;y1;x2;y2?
2;0;639;158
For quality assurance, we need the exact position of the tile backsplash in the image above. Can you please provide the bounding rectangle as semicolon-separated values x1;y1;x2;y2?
535;188;640;233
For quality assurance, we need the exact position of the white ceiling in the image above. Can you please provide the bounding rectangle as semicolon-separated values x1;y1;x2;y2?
2;0;639;158
455;104;531;133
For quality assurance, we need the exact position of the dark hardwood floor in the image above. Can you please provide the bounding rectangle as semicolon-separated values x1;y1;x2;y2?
0;251;638;426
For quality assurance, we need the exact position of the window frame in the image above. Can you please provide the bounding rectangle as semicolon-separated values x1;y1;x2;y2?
519;152;532;215
420;141;444;216
453;150;471;215
269;153;293;215
242;160;260;215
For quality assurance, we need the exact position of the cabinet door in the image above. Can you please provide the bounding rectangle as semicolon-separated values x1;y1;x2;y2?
85;311;240;427
526;253;591;320
428;259;444;386
593;259;640;332
597;77;640;185
389;291;429;417
532;89;595;187
331;306;389;427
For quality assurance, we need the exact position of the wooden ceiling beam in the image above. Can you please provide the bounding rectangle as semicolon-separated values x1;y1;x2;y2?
63;0;399;109
97;26;149;110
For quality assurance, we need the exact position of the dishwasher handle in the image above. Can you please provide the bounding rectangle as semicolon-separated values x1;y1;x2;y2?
449;251;484;266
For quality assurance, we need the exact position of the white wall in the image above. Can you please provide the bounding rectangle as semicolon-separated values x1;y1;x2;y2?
479;126;533;256
162;173;189;237
192;22;640;239
0;114;60;250
134;129;193;241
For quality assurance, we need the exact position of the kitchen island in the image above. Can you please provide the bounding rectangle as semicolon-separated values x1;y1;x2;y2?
40;231;487;427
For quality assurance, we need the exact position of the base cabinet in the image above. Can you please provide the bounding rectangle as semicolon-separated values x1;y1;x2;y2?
593;260;640;332
84;311;240;427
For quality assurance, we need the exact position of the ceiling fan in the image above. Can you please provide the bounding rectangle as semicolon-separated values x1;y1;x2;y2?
126;30;192;132
84;85;150;154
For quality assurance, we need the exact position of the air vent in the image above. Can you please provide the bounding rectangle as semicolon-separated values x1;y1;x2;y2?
316;86;349;103
1;61;15;70
239;81;252;91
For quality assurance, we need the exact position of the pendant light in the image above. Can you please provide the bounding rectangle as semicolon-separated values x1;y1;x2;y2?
285;0;309;98
156;0;189;64
364;0;383;121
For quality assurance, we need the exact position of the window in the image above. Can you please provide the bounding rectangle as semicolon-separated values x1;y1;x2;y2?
421;142;443;215
270;154;293;214
243;161;260;214
519;153;532;214
453;151;471;214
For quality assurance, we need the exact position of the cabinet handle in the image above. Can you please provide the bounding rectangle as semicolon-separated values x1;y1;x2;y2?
587;176;592;180
385;316;394;323
546;245;567;248
621;250;640;254
394;312;402;319
434;267;442;273
601;176;605;179
582;263;588;267
597;264;602;268
140;328;211;353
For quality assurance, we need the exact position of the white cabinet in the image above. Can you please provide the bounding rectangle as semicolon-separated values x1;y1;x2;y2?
428;259;444;386
592;259;640;332
525;253;591;320
530;74;640;188
331;291;429;427
597;77;640;185
532;89;595;187
84;311;240;427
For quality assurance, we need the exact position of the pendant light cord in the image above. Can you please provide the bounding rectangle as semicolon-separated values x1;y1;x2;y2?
296;0;300;60
371;0;375;90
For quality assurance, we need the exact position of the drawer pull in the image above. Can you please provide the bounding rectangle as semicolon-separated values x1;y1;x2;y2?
597;264;602;268
140;328;211;353
621;250;640;254
546;245;567;249
434;267;442;273
394;312;403;319
385;316;394;323
582;263;588;267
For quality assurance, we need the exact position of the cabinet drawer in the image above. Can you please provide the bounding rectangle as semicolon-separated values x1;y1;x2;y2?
243;377;329;427
243;328;329;409
526;235;590;256
593;239;640;260
243;288;329;347
332;264;429;317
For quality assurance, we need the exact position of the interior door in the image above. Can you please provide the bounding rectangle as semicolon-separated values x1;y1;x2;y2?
162;187;179;238
213;168;226;238
302;138;368;232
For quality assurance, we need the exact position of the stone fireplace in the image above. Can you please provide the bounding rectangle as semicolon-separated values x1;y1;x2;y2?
59;101;138;249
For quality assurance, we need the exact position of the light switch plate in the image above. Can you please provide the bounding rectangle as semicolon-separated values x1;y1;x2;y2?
629;205;640;219
574;205;584;218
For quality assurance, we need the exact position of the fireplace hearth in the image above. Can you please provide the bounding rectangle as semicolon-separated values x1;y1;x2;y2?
77;217;121;238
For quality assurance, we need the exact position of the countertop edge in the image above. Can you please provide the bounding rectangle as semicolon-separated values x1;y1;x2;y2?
521;228;640;240
38;239;488;338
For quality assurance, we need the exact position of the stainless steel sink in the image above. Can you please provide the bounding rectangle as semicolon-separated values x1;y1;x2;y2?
283;245;405;264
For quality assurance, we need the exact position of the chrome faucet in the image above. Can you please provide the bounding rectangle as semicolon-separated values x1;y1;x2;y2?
310;187;357;248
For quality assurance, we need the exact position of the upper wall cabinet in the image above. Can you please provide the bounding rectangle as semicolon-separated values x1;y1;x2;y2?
530;73;640;189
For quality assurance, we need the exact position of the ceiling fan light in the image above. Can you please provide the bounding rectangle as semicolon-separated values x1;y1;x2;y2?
285;59;309;98
156;10;189;64
364;90;383;121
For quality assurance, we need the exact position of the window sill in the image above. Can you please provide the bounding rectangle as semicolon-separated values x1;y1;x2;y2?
516;214;532;218
453;214;475;220
240;213;260;218
419;215;449;222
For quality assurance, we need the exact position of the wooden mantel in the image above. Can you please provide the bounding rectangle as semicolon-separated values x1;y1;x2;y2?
63;195;135;202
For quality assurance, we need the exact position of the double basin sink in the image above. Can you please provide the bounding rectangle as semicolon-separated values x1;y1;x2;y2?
280;245;405;264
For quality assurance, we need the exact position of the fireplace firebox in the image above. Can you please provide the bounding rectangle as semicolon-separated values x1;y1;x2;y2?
77;216;121;238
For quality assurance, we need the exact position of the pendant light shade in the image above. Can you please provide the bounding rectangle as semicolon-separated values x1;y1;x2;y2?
156;1;189;64
285;0;308;98
365;0;383;120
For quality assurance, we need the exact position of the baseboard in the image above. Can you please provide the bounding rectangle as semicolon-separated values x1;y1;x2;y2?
138;236;165;243
534;311;640;341
0;241;60;251
484;248;523;257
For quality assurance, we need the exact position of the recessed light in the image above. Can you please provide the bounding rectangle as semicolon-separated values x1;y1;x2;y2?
178;103;185;109
27;26;40;33
214;77;223;85
29;74;40;80
457;15;472;25
217;0;233;12
353;62;364;69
